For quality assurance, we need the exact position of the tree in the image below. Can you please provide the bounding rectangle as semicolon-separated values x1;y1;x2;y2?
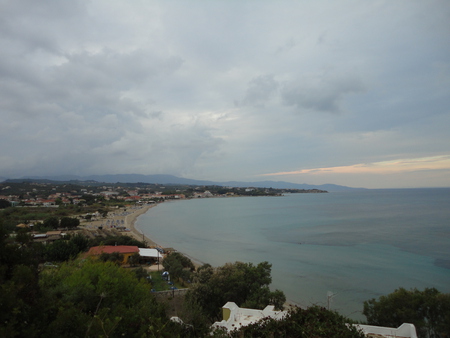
91;235;145;248
69;233;89;253
43;216;59;229
0;199;11;209
39;259;170;337
99;252;124;265
163;252;195;282
186;261;286;322
128;252;140;267
0;223;43;337
363;287;450;338
60;217;80;228
45;240;79;262
15;228;32;246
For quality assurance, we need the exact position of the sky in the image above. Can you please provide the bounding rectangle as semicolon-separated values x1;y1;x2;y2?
1;0;449;189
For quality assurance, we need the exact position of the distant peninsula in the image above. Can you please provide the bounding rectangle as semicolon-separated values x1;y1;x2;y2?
1;173;365;192
0;179;327;208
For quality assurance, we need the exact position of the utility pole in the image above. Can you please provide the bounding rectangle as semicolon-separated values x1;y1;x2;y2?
327;291;337;310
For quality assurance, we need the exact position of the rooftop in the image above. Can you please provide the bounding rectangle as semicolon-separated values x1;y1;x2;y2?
87;245;139;255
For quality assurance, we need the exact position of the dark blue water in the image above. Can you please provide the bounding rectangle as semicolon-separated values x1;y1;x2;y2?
136;189;450;319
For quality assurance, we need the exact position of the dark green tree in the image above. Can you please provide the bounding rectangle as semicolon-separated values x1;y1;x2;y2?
363;287;450;338
15;228;32;246
0;223;43;337
0;199;11;209
39;260;170;337
99;252;124;264
43;216;59;229
186;261;286;322
60;216;80;228
69;233;89;253
45;240;79;262
162;252;195;282
128;252;140;267
91;235;145;248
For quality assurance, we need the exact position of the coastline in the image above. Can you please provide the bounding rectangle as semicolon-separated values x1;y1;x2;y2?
110;201;297;307
124;204;160;247
129;201;206;268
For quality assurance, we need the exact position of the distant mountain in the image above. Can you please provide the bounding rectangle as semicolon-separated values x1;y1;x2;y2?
221;181;366;192
4;174;365;191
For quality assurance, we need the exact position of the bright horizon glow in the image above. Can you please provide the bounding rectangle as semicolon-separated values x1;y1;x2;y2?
259;155;450;188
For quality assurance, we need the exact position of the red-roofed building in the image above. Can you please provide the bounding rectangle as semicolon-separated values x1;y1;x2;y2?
87;245;139;265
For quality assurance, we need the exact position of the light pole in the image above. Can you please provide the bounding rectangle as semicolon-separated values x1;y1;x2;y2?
327;291;338;310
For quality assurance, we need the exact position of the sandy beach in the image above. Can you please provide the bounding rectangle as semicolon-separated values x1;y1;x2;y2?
80;204;160;247
124;204;160;247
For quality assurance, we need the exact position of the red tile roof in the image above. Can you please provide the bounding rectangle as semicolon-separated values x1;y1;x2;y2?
87;245;139;255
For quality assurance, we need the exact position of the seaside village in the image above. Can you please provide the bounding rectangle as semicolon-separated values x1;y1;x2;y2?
1;182;420;337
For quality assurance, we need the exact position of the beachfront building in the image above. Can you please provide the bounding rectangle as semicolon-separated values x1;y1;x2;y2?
87;245;139;265
139;248;162;264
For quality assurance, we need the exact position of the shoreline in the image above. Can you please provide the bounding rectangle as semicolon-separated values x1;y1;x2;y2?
127;201;207;268
124;204;160;247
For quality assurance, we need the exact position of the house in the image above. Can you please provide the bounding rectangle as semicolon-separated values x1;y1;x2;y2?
87;245;140;264
46;230;63;241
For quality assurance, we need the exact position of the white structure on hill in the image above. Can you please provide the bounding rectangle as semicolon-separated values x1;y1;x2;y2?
355;323;417;338
211;302;287;333
212;302;418;338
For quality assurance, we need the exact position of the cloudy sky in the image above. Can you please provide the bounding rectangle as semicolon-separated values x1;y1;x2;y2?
1;1;449;188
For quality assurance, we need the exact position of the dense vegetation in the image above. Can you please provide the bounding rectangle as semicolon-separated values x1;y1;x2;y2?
364;287;450;338
1;181;449;337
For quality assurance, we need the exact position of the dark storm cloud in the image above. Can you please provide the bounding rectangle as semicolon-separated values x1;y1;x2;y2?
238;75;279;108
281;73;366;113
1;0;449;188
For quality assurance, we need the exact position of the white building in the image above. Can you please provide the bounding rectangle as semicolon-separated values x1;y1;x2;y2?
139;248;162;259
211;302;287;333
355;323;418;338
212;302;418;338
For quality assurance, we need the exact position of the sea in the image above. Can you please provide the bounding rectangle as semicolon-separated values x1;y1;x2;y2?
136;188;450;320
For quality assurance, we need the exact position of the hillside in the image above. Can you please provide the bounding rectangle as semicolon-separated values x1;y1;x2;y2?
1;174;365;192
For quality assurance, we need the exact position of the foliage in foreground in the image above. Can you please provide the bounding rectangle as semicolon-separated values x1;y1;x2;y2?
1;258;188;337
185;261;286;323
364;287;450;338
38;260;168;337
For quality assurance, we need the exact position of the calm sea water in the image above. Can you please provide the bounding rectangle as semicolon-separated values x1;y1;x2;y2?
136;189;450;320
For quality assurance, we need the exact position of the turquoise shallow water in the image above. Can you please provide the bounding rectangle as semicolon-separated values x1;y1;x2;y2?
136;189;450;320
